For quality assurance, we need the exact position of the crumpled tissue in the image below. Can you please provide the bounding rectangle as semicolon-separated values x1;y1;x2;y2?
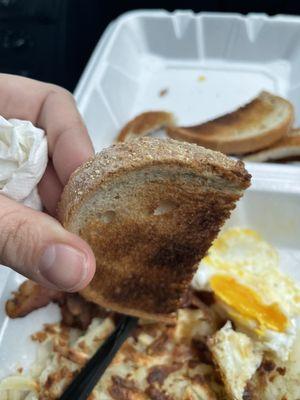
0;116;48;210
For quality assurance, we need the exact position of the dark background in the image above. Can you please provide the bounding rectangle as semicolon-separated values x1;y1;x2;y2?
0;0;298;92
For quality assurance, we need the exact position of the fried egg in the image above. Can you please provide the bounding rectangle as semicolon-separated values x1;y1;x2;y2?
192;228;300;361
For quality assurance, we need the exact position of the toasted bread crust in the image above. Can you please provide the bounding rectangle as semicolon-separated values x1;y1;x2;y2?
58;138;250;226
58;138;250;321
117;111;175;142
166;92;294;155
244;128;300;162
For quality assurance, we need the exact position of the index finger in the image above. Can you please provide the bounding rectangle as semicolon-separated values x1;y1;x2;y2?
0;74;94;185
37;89;94;185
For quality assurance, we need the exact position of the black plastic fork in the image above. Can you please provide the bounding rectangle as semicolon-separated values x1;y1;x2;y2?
59;315;138;400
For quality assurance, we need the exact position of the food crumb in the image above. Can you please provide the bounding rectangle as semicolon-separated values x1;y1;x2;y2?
31;331;48;343
198;75;206;82
277;367;286;376
159;88;168;97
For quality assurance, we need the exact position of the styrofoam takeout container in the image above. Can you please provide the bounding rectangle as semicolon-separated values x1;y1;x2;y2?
0;10;300;378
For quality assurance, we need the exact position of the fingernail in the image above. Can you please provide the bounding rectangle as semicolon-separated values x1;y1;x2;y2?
38;244;88;291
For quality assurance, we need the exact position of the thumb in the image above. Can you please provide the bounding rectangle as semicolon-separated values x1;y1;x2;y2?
0;195;95;292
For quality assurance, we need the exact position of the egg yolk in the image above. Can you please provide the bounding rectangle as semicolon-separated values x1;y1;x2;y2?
210;275;288;332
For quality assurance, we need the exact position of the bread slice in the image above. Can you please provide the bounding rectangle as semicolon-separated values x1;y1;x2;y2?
117;111;175;142
243;128;300;163
58;137;251;321
166;91;294;155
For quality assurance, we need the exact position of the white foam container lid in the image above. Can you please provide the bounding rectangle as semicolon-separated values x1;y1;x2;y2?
0;10;300;378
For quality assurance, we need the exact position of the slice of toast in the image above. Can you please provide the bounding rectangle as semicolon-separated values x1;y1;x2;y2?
166;91;294;155
117;111;175;142
58;138;250;322
243;128;300;163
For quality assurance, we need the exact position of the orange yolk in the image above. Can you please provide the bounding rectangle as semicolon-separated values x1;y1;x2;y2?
210;275;288;333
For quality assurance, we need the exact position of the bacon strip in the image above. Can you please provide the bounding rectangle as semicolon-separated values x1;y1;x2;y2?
5;280;64;318
6;280;108;330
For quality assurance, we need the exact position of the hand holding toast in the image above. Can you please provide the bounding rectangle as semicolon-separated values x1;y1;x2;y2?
0;74;96;291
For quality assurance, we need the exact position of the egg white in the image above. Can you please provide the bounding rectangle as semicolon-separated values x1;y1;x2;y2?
192;228;300;361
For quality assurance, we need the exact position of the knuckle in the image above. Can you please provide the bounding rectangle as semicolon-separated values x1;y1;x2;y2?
0;210;37;267
54;85;73;99
47;84;73;102
61;88;73;98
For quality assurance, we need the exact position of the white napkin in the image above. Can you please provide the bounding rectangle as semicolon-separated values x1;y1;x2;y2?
0;116;48;210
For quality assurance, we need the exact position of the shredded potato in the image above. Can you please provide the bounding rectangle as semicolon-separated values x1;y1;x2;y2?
1;227;300;400
0;314;300;400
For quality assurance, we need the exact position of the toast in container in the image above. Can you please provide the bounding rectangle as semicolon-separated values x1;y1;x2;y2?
117;111;175;142
244;128;300;162
167;91;293;155
58;137;251;321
